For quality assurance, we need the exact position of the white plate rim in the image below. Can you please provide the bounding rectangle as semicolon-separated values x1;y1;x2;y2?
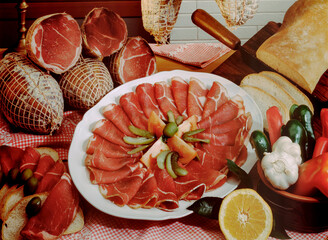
68;70;263;221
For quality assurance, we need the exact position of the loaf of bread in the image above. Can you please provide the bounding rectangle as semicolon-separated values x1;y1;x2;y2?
256;0;328;93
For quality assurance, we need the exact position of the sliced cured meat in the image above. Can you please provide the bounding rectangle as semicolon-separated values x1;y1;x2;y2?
81;7;127;59
99;167;146;207
136;83;165;119
171;76;188;118
185;160;227;191
154;81;180;118
19;147;41;173
128;170;158;209
235;145;248;167
86;134;141;158
202;81;229;119
174;174;206;200
152;164;179;211
21;173;79;240
0;146;24;175
33;154;56;181
88;162;142;184
102;103;135;137
197;128;240;146
36;161;66;193
198;95;245;130
26;13;82;74
105;36;157;84
187;77;208;121
92;119;131;147
119;92;148;130
195;148;227;171
84;150;138;171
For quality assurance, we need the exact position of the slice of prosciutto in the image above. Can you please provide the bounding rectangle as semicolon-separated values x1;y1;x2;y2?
187;77;208;121
136;83;165;119
195;148;227;171
0;145;24;175
104;36;157;85
36;161;66;193
154;81;180;119
81;7;127;59
26;13;82;74
19;147;41;173
99;167;146;207
202;81;229;119
174;174;206;200
119;92;148;130
21;173;79;240
33;154;56;181
171;76;189;118
102;103;135;137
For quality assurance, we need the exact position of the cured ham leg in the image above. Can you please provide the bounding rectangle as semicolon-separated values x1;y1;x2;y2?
187;77;208;121
102;103;135;137
202;81;229;119
171;76;188;118
136;83;165;120
33;154;56;181
99;167;146;207
21;173;79;240
19;147;41;172
154;81;180;118
36;161;66;193
120;92;148;130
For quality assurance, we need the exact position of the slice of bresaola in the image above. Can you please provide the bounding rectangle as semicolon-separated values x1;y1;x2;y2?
202;81;229;119
171;76;189;118
84;149;138;171
136;83;165;120
187;77;208;121
19;147;41;173
119;92;148;130
174;174;206;201
92;119;131;147
33;154;56;181
154;81;180;119
0;145;24;175
36;161;66;193
102;103;135;137
99;167;146;207
198;95;245;130
21;173;79;240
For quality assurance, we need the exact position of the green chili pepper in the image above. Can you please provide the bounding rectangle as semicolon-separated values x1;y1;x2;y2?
250;130;271;160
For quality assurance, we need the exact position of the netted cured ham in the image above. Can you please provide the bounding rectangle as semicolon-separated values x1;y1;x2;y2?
59;58;113;110
85;76;252;211
0;52;64;134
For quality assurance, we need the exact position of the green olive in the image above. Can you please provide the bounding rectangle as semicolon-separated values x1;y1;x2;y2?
26;196;42;218
156;150;171;170
175;116;184;125
24;176;38;196
8;167;20;187
20;168;33;183
165;152;177;179
167;110;175;123
163;122;178;138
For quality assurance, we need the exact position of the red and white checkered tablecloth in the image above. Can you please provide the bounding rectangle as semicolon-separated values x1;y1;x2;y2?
1;111;328;240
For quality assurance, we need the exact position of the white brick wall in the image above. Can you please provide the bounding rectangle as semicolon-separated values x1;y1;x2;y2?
170;0;297;44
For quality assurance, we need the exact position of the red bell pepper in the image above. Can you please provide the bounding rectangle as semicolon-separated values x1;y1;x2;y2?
292;152;328;198
312;108;328;158
321;108;328;137
266;106;283;146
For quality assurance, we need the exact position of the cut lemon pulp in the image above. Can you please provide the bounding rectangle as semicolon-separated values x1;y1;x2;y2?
219;188;273;240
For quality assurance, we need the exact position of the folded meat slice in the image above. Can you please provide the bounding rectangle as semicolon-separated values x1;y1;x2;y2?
19;147;41;172
84;149;138;171
195;148;227;171
99;167;146;207
154;81;180;119
21;173;79;240
36;161;66;193
174;174;206;201
120;92;148;130
197;128;240;146
136;83;165;120
171;76;188;118
0;145;24;175
198;95;245;130
92;119;131;147
102;103;135;137
86;134;141;158
202;81;229;119
128;170;159;209
88;162;142;184
33;154;56;181
187;77;208;121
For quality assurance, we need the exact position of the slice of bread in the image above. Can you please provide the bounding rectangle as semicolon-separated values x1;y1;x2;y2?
241;85;289;130
0;184;9;204
35;147;59;162
64;207;85;235
0;185;22;221
240;73;297;112
259;71;314;113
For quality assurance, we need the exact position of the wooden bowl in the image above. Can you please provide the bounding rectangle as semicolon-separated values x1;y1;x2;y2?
256;161;328;233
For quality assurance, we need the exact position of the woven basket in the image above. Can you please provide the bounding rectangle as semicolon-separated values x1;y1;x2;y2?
141;0;182;44
215;0;260;27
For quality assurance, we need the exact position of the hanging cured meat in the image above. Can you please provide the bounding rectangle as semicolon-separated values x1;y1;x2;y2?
81;7;127;59
59;58;113;110
0;52;64;134
104;36;157;85
26;13;82;74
